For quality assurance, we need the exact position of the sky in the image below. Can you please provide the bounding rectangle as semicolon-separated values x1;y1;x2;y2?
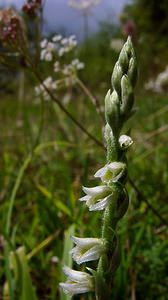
1;0;131;39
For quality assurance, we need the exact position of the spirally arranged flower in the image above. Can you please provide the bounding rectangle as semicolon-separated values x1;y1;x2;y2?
80;185;113;211
70;236;105;264
94;161;127;183
60;266;94;296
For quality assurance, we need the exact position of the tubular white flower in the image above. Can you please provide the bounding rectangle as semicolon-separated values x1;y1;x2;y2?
79;185;112;211
70;236;104;264
60;266;93;296
94;162;126;183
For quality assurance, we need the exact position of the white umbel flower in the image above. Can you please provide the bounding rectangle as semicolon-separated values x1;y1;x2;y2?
60;266;93;296
69;0;100;11
80;185;112;211
70;236;104;264
94;162;126;183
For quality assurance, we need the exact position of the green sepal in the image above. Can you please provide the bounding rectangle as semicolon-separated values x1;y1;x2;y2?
111;61;123;97
128;57;138;88
118;36;133;73
104;124;119;162
120;75;134;118
105;89;120;135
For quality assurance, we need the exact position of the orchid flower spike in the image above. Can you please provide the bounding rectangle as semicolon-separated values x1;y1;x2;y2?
70;236;105;264
79;185;112;211
60;37;137;299
60;266;94;296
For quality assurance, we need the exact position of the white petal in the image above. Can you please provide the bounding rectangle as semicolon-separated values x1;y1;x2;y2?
71;236;100;247
45;52;52;61
108;162;125;171
79;195;90;202
94;165;107;178
40;39;48;48
83;185;110;196
60;282;92;295
76;245;103;264
63;266;90;282
40;49;46;60
89;195;111;211
52;35;62;42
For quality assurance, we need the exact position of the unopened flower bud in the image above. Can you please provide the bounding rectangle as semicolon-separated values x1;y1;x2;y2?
119;135;133;150
111;62;123;97
127;57;138;88
105;90;120;135
120;75;134;118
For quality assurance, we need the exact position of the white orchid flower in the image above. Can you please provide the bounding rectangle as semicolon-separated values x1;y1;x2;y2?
70;236;104;264
79;185;112;211
59;266;94;296
94;162;126;183
119;135;133;150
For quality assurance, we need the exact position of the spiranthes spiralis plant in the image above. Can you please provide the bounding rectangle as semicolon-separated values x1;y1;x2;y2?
60;36;137;299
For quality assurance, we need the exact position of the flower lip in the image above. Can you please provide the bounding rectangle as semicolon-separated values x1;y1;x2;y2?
82;185;111;196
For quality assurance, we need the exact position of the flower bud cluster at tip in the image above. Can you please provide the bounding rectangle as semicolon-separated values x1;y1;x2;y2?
105;36;137;135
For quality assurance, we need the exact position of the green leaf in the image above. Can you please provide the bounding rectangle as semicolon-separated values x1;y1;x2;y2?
36;184;52;199
36;183;71;217
10;246;38;300
60;224;75;300
55;199;71;217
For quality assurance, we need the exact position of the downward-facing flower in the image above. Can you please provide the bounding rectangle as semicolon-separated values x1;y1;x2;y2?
94;162;126;183
79;185;112;211
60;266;94;296
70;236;105;264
